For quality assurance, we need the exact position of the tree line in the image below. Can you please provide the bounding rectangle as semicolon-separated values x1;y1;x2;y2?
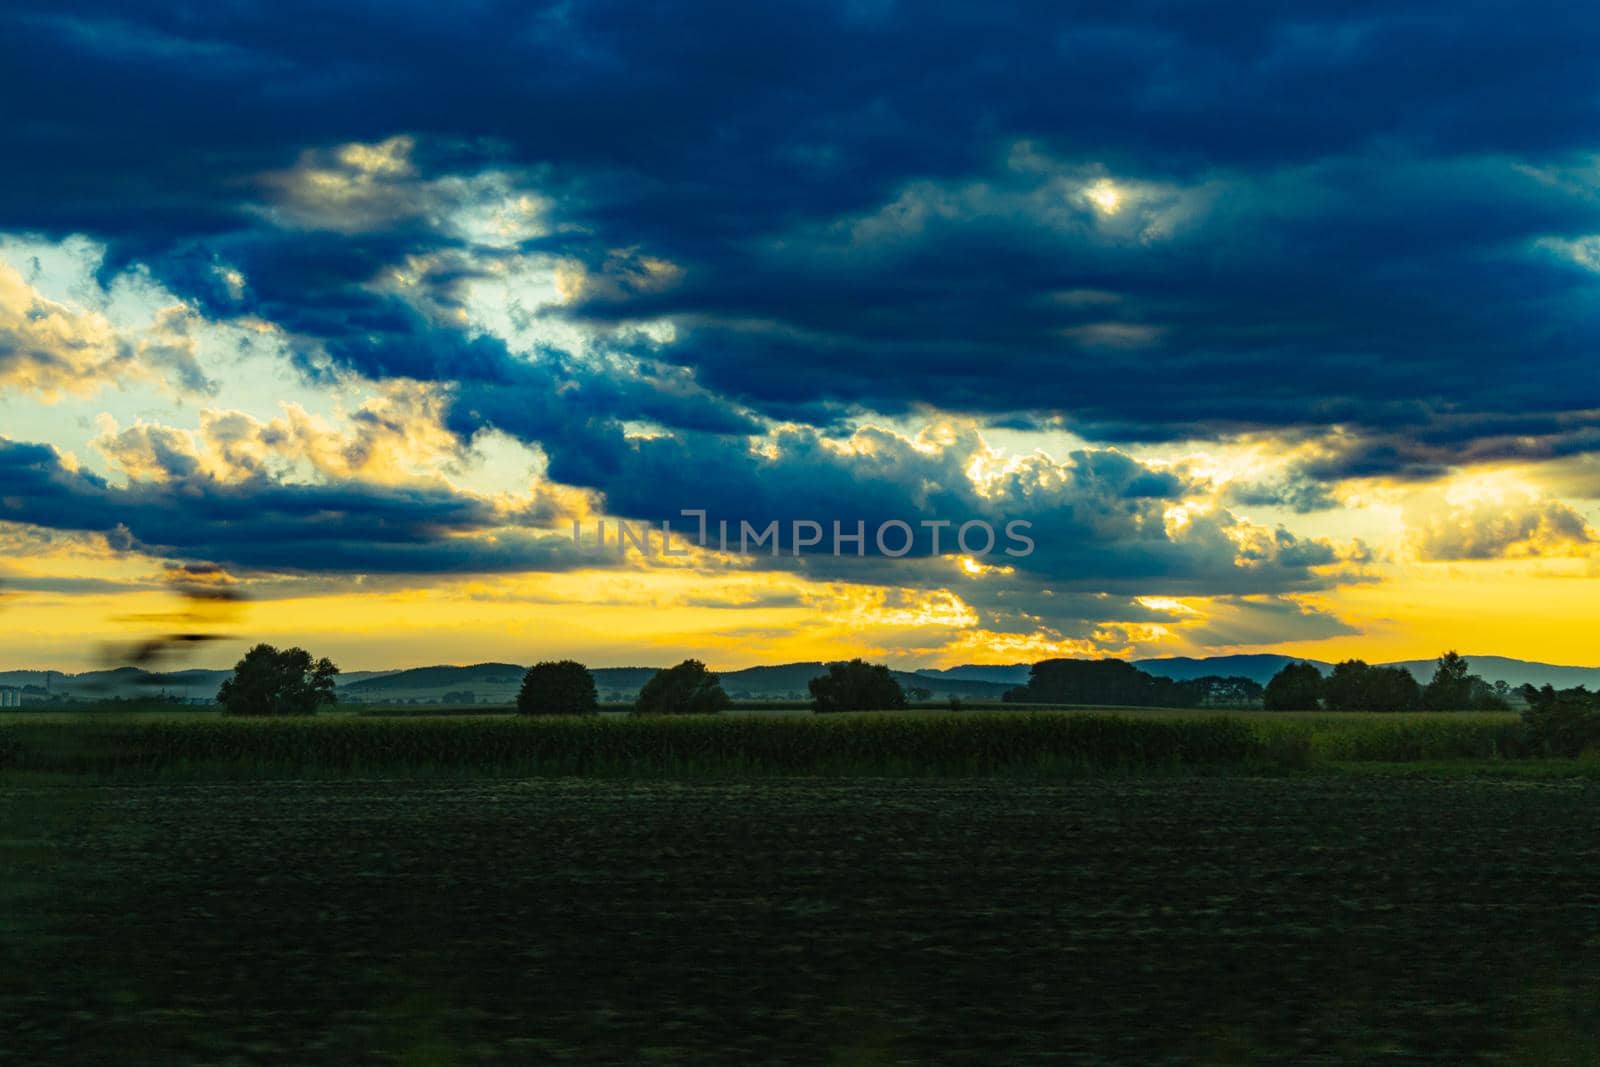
1262;652;1511;711
211;644;1535;719
513;657;911;715
1000;659;1264;708
213;645;912;716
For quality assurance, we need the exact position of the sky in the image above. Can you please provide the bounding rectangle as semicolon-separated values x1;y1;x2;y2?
2;1;1599;673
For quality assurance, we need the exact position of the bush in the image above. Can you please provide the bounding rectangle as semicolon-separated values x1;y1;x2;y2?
635;659;731;715
517;661;599;716
810;659;907;713
217;645;339;716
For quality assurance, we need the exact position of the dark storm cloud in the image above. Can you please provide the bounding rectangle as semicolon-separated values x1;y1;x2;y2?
1293;414;1600;484
608;155;1600;440
7;2;1600;453
4;0;1600;576
563;425;1359;598
0;424;1357;611
1225;476;1341;514
0;437;590;575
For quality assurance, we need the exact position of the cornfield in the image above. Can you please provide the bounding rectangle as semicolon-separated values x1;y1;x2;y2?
0;710;1538;777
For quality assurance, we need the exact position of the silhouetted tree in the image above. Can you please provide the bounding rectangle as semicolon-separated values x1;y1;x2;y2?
1263;662;1324;711
1322;660;1421;711
1422;651;1474;710
1520;684;1600;756
217;644;339;716
810;659;907;713
635;659;730;715
1172;675;1266;708
517;660;599;715
1321;660;1370;711
1004;659;1171;706
1367;665;1423;711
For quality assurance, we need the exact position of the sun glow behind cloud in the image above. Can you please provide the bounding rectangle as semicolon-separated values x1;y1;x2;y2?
1084;178;1123;215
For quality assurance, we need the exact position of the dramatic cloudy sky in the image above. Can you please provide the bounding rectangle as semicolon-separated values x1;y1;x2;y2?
3;1;1600;671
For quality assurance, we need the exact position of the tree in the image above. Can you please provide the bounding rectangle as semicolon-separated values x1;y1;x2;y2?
1322;660;1420;711
1322;660;1373;711
635;659;730;714
216;644;339;716
1422;651;1474;710
1174;675;1265;708
1521;684;1600;756
1004;659;1169;706
1467;676;1511;711
809;659;907;713
1263;662;1324;711
517;660;599;715
1366;665;1422;711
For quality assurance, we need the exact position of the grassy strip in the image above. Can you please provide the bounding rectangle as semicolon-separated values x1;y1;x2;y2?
1255;714;1530;761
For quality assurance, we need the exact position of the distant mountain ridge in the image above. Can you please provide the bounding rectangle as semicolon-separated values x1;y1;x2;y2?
340;661;1017;704
1134;655;1335;683
5;654;1598;705
0;666;400;703
927;654;1600;690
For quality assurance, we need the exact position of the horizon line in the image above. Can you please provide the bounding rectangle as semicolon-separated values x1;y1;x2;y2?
6;650;1600;678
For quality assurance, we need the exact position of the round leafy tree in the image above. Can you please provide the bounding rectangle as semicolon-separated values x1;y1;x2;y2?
217;644;339;716
517;660;599;715
1262;662;1323;711
634;659;730;715
809;658;907;713
1322;660;1421;711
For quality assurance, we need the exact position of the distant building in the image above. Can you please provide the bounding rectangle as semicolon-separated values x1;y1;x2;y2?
0;686;21;708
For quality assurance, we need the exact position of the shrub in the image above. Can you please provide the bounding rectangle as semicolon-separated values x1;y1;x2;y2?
635;659;731;715
810;659;907;713
517;661;599;716
216;645;339;716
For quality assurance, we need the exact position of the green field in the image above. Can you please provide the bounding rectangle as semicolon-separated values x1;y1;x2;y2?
5;712;1600;1063
0;708;1539;779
